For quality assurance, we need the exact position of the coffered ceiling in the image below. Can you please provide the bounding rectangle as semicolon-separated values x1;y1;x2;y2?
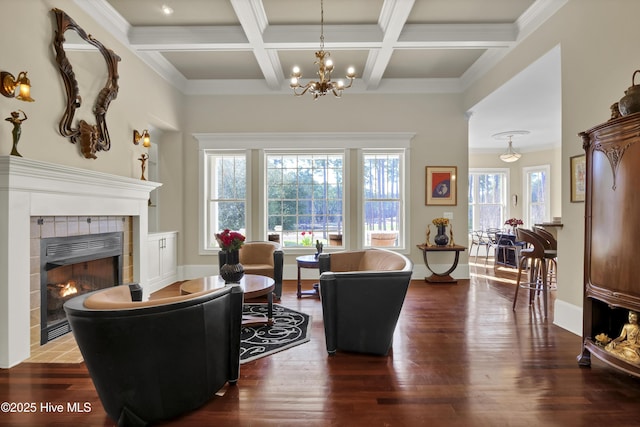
76;0;566;151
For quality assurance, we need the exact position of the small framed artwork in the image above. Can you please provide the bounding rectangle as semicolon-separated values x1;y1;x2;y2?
570;154;586;203
426;166;457;206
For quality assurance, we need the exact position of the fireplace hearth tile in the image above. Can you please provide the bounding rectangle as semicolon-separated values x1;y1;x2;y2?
25;333;82;364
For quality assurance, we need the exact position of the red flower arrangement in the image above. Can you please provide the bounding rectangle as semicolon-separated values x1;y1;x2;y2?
215;229;246;251
504;218;523;227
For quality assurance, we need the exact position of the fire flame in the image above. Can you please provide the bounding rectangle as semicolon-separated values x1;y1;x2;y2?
60;281;78;298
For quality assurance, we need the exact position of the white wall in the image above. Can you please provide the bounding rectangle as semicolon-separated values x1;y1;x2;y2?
0;0;183;176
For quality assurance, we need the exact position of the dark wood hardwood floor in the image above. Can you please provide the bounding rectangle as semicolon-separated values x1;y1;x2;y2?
2;262;640;426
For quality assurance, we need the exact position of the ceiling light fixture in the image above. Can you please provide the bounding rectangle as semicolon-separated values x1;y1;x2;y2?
493;130;529;163
161;4;174;16
290;0;356;99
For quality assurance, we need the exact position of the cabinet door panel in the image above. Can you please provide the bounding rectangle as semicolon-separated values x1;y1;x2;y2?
161;234;177;278
588;143;640;300
148;236;161;283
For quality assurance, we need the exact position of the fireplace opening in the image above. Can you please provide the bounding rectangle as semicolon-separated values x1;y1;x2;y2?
40;232;123;344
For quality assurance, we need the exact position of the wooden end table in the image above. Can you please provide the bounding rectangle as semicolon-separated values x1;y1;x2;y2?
417;244;466;284
296;255;320;298
180;274;275;326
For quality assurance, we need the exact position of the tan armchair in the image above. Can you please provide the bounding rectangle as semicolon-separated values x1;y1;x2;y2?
64;283;243;425
218;241;284;298
318;249;413;355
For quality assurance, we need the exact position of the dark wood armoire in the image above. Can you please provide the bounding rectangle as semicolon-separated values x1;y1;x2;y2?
578;111;640;377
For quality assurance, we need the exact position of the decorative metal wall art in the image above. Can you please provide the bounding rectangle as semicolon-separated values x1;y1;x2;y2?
51;8;121;159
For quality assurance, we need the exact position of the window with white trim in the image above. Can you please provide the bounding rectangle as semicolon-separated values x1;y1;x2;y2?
468;169;508;232
266;152;344;248
202;151;247;250
197;133;413;253
363;151;403;248
523;165;550;227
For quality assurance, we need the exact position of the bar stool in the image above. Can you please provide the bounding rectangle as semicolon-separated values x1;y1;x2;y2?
533;227;558;287
512;228;552;318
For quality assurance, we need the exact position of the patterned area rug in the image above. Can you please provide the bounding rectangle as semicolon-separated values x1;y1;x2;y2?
240;304;311;364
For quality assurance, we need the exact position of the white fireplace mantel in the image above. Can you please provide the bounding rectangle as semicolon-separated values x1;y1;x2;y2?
0;156;161;368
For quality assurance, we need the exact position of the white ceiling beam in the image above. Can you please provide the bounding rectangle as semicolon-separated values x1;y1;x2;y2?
136;52;189;93
128;22;516;51
230;0;283;90
365;0;415;90
398;23;517;47
129;26;249;50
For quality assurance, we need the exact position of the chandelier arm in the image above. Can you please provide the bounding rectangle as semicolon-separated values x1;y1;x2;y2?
293;85;312;97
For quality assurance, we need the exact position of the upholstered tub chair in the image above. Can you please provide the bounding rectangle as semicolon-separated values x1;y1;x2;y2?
318;248;413;356
64;283;243;426
218;241;284;298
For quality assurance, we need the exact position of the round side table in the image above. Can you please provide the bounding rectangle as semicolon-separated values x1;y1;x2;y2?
296;255;320;298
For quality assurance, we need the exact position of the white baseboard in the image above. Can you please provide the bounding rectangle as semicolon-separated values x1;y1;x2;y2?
553;299;582;336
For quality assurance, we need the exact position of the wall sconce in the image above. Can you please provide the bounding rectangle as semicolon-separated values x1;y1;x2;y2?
133;129;151;148
0;71;34;102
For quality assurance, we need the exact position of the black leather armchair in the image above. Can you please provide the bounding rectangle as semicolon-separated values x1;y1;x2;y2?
64;283;243;426
219;241;284;298
318;249;413;356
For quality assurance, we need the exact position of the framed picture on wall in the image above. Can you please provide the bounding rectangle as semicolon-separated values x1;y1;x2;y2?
570;154;586;202
425;166;457;206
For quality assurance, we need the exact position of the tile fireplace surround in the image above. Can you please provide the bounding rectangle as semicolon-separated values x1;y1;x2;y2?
0;156;160;368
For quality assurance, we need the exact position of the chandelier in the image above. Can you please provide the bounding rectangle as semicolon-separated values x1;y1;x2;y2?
493;130;529;163
499;136;521;162
290;0;356;99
